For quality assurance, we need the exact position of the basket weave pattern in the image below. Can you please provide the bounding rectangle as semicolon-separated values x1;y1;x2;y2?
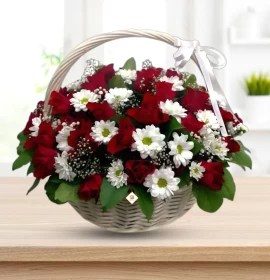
70;185;195;233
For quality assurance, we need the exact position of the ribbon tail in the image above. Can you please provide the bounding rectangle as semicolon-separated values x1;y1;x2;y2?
193;50;228;137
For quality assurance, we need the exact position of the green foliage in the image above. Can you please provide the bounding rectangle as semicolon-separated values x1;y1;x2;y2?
244;73;270;96
192;169;236;212
27;162;35;176
109;114;126;125
182;73;198;89
100;178;130;211
44;175;65;204
108;75;126;88
26;179;40;195
178;170;191;188
54;182;80;203
133;185;154;221
12;131;33;171
164;116;184;141
122;57;136;70
229;144;252;170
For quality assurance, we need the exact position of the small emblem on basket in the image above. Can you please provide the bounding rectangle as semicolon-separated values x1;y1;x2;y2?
126;192;138;204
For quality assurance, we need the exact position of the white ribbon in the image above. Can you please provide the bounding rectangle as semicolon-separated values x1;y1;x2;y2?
173;38;229;137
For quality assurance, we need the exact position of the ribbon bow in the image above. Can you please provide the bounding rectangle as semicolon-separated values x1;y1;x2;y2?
173;38;229;137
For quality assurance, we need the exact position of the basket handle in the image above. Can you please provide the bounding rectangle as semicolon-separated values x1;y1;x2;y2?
44;29;176;108
44;29;229;136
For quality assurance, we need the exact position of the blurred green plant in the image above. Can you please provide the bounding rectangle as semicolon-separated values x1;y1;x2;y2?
35;48;63;95
244;73;270;96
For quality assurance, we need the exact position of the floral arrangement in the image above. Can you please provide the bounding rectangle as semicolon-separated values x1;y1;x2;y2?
13;58;252;219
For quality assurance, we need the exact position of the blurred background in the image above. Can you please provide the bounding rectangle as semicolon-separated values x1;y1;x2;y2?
0;0;269;177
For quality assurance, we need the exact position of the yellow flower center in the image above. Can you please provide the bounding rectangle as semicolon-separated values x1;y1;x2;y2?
142;137;152;146
81;97;89;104
115;170;122;177
157;178;167;188
102;128;110;137
193;167;199;174
177;145;183;154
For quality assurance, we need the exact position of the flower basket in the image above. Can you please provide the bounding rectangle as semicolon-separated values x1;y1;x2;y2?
13;29;252;233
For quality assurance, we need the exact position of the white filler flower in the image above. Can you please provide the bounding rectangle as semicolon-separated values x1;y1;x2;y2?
132;125;165;159
55;151;76;182
196;110;220;130
168;133;194;167
160;75;184;91
105;88;133;108
56;125;75;152
107;159;128;188
90;120;118;144
70;89;99;112
118;69;137;84
189;161;205;181
29;117;42;137
144;167;180;200
159;100;187;123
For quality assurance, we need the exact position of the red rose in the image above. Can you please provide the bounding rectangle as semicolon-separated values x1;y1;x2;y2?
32;145;57;179
166;69;182;79
220;108;234;123
81;64;115;91
199;161;224;190
49;88;71;115
181;113;204;134
23;112;38;135
181;87;209;112
78;174;103;201
155;81;176;102
24;122;56;150
134;68;163;93
108;117;135;154
125;160;156;184
87;101;116;121
127;93;169;124
224;137;240;153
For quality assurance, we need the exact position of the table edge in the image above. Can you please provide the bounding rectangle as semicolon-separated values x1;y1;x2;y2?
1;246;270;262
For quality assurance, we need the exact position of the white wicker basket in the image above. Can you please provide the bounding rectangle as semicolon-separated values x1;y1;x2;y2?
44;29;199;233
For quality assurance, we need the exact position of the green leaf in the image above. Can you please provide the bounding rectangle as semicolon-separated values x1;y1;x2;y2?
26;179;40;195
122;57;136;70
109;114;126;124
16;131;28;155
100;178;130;210
27;162;35;176
230;150;252;169
178;170;191;187
165;116;184;141
192;182;223;213
219;169;235;201
237;140;251;153
54;182;80;203
12;149;33;171
44;176;65;204
184;74;197;88
133;185;154;221
108;75;125;88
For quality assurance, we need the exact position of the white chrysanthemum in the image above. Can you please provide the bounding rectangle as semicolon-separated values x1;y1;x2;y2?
54;151;76;182
159;100;187;123
144;167;180;200
132;125;165;159
168;133;194;167
56;125;75;152
29;117;42;137
90;120;118;144
189;161;205;181
70;89;99;112
117;69;137;84
196;110;220;130
104;88;133;108
106;160;128;188
209;138;229;160
159;75;184;91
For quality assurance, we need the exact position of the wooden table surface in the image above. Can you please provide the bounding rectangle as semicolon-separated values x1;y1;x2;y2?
0;177;270;279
